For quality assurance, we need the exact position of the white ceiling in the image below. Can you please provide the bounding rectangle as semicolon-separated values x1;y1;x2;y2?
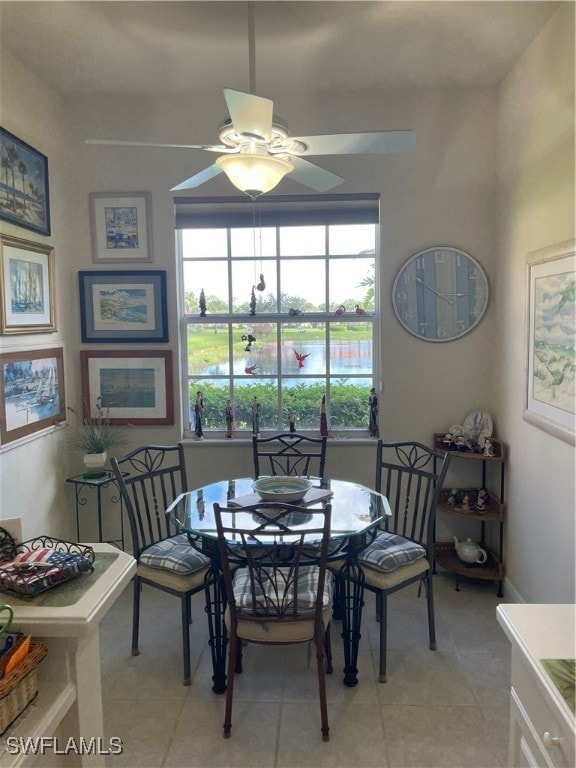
0;1;561;99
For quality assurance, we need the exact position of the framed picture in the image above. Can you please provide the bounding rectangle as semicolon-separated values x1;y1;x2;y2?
0;347;65;445
523;239;575;446
78;270;168;343
80;350;173;425
0;127;51;236
1;234;56;334
89;192;153;263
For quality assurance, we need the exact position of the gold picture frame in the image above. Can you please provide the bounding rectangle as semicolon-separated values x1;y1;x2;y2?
0;234;56;334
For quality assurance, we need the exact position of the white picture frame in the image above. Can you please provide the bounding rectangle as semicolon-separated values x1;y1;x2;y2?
89;192;153;263
523;239;575;446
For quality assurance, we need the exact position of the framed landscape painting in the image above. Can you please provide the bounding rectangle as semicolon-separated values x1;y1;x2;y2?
0;234;56;334
523;239;575;445
89;192;153;263
78;270;168;343
80;350;173;425
0;347;65;445
0;127;51;236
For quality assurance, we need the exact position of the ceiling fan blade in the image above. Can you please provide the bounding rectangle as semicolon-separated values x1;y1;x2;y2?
170;164;223;191
291;130;416;156
86;138;229;152
223;89;273;142
288;156;344;192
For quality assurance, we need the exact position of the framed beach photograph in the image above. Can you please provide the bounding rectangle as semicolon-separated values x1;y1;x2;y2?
78;270;168;343
0;347;65;445
1;234;56;334
89;192;153;263
523;239;575;446
80;350;174;426
0;127;51;236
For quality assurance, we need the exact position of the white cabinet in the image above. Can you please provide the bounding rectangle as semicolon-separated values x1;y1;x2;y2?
497;604;575;768
0;544;135;768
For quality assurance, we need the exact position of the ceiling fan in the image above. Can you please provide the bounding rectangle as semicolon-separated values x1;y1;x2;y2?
86;7;415;198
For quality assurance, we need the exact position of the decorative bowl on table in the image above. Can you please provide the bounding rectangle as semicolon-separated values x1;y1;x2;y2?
253;476;312;503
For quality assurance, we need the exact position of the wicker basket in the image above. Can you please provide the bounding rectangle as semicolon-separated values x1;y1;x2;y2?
0;640;48;735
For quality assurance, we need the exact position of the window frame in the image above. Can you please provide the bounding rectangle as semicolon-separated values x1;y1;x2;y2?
176;194;381;439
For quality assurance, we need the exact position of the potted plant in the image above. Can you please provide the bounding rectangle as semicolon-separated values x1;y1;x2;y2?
70;398;128;470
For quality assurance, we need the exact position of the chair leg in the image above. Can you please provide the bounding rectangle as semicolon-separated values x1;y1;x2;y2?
378;592;388;683
223;632;238;738
425;573;437;651
181;593;192;686
131;576;141;656
324;622;333;674
375;591;382;623
315;626;330;742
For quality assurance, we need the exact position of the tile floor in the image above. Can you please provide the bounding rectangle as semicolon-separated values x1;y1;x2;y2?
99;572;512;768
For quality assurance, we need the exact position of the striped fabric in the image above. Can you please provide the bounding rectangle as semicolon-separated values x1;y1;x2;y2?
232;565;333;616
139;534;210;575
359;531;426;573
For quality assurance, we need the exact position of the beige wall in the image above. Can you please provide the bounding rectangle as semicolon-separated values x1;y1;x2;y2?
495;2;575;603
1;5;574;602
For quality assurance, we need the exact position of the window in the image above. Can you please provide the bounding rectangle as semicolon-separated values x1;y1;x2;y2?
176;194;379;436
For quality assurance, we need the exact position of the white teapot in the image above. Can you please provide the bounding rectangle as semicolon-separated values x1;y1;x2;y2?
453;536;487;565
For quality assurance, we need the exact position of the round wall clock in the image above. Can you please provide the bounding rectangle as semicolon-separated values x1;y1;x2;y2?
392;247;489;342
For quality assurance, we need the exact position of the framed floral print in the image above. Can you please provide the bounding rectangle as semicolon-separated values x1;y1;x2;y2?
523;239;575;445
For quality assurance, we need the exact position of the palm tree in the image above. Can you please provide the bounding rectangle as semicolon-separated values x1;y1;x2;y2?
17;160;28;212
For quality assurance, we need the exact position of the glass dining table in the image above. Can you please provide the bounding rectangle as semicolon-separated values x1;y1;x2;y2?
166;476;391;693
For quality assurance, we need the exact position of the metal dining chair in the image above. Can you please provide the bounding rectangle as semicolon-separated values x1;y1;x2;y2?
353;440;451;683
252;432;327;479
110;443;210;686
214;500;334;741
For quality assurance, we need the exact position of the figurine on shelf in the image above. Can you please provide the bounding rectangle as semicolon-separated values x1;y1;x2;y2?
252;397;260;437
225;399;235;439
288;308;302;316
199;289;207;317
483;437;495;457
194;391;204;439
368;387;379;437
289;413;296;434
447;489;457;507
462;495;470;512
320;395;328;437
249;286;256;316
476;488;488;513
335;304;346;315
355;304;366;315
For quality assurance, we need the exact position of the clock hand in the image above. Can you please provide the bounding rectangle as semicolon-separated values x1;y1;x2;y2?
415;277;455;305
441;292;470;298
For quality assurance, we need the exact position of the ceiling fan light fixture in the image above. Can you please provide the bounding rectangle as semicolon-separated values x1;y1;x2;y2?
215;151;293;198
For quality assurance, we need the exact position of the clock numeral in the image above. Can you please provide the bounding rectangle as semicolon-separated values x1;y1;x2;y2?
416;257;425;271
437;326;447;338
469;267;479;279
434;251;446;263
395;290;407;303
404;310;414;322
418;323;427;335
456;320;465;331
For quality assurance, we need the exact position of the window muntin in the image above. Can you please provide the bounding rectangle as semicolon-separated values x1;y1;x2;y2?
178;200;378;436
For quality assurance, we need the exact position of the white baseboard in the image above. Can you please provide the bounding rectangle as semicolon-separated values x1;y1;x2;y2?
503;577;524;603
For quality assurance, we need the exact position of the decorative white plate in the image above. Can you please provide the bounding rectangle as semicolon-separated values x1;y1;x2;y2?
253;476;312;503
463;410;493;446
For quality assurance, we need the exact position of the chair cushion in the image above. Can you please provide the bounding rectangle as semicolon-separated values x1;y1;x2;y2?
358;531;426;573
139;534;210;575
232;565;333;615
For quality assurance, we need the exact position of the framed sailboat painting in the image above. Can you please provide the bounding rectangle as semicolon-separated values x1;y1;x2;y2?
0;234;56;334
0;347;65;445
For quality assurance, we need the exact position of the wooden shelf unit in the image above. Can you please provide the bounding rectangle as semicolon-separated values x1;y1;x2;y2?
433;434;507;597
